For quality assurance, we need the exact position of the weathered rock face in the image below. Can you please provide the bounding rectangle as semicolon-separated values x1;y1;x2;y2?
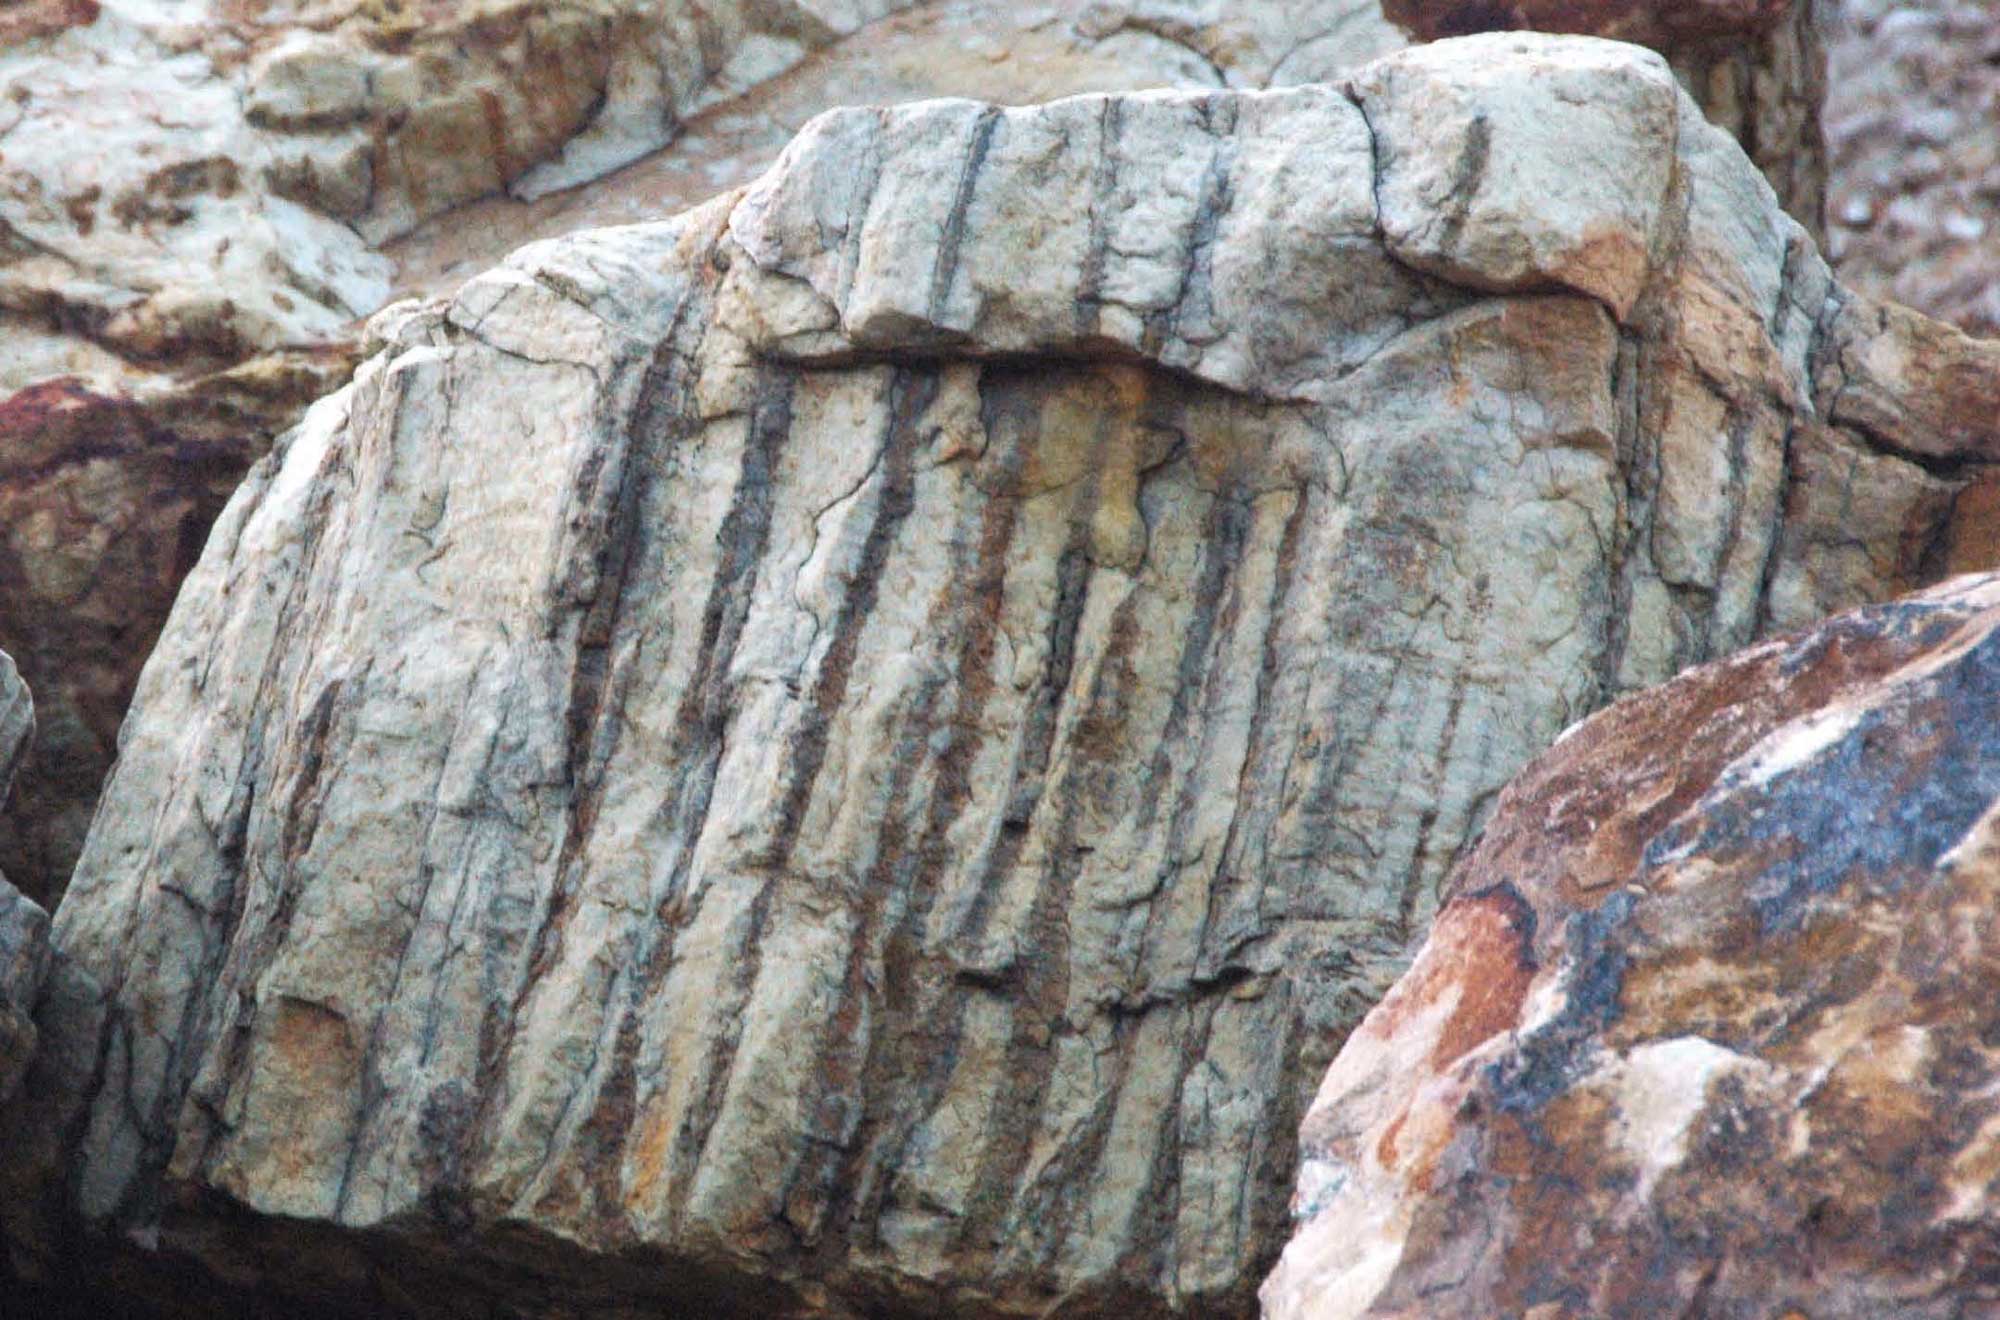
1263;569;2000;1318
0;651;48;1105
1824;0;2000;336
5;0;1389;908
1373;0;1831;236
23;35;2000;1317
0;353;357;906
0;0;940;903
0;0;932;384
0;0;1852;906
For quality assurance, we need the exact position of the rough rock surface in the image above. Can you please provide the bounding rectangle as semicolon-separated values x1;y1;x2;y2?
1372;0;1831;236
1823;0;2000;336
0;0;934;903
0;650;48;1105
23;36;2000;1317
1263;570;2000;1318
0;352;358;906
0;0;1853;906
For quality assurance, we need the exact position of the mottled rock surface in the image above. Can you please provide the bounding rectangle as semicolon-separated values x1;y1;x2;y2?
1265;570;2000;1318
1824;0;2000;336
20;36;2000;1317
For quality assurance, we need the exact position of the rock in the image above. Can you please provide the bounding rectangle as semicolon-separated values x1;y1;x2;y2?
0;0;1852;906
1263;570;2000;1318
1368;0;1832;238
0;651;49;1106
0;0;934;904
0;878;48;1107
0;351;359;907
1824;0;2000;335
24;36;2000;1316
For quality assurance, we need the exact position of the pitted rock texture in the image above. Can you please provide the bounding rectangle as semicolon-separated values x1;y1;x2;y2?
1263;570;2000;1319
1824;0;2000;336
26;38;2000;1317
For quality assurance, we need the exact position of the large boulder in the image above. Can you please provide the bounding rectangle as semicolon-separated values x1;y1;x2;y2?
0;0;1852;906
20;36;2000;1316
1263;569;2000;1318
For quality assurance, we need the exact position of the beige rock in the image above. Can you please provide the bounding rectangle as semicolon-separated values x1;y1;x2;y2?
24;37;2000;1316
1263;571;2000;1319
0;0;1869;909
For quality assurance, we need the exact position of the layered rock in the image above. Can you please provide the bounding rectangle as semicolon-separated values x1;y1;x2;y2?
0;0;1850;904
1263;570;2000;1318
22;36;2000;1317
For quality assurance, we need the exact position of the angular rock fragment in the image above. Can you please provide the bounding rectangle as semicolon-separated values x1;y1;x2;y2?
1264;569;2000;1318
27;37;2000;1316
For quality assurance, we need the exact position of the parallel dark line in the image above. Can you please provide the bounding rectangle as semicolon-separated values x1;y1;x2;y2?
927;107;1003;327
805;366;1036;1264
568;363;796;1238
1074;97;1125;340
646;366;803;1228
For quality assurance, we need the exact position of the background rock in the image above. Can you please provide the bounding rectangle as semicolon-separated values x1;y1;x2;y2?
0;352;357;906
1824;0;2000;336
1373;0;1829;238
1264;570;2000;1318
24;38;2000;1317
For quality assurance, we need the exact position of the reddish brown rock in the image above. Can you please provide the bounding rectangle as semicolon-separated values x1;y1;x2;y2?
0;0;97;50
0;350;355;906
1264;571;2000;1318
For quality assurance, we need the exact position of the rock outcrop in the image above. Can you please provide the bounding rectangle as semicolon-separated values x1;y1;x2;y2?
0;0;1851;905
1263;570;2000;1318
19;36;2000;1317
